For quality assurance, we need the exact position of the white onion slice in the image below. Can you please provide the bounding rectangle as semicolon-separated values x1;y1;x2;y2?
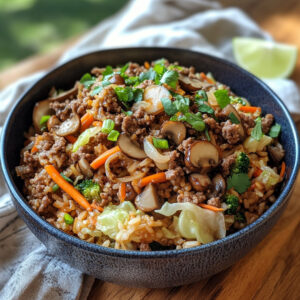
143;136;170;164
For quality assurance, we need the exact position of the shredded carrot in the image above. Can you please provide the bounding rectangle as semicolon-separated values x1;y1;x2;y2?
44;165;91;211
31;136;42;153
239;106;261;114
80;112;94;133
65;135;77;144
91;203;104;212
132;180;141;194
200;72;214;84
253;168;262;178
144;61;150;69
199;203;224;212
119;183;126;202
90;146;120;170
139;172;166;188
92;121;103;127
280;161;286;178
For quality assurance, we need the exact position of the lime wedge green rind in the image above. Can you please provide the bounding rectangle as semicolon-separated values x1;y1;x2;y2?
233;37;298;79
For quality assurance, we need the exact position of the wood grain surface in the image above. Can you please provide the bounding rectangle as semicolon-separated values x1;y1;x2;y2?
1;1;299;299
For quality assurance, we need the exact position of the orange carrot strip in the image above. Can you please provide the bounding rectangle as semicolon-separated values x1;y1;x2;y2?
200;72;214;84
92;121;103;127
199;203;224;212
91;203;104;212
44;165;91;211
253;168;262;178
132;179;142;194
65;135;77;144
119;183;126;203
139;172;166;188
280;161;286;178
239;106;261;114
90;146;120;170
31;136;42;153
144;61;150;69
80;112;94;133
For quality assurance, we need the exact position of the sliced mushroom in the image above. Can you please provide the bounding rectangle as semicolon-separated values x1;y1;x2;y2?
47;115;60;131
133;85;170;115
54;113;80;136
268;142;285;163
49;83;78;102
109;73;125;85
161;121;186;145
179;74;212;91
135;183;160;212
211;174;226;198
222;104;245;140
33;99;53;132
189;173;212;192
78;158;93;178
185;141;219;171
118;133;147;159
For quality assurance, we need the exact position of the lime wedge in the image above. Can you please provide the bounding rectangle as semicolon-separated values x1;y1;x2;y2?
233;37;298;79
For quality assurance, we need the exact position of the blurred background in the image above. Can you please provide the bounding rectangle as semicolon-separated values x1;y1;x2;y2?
0;0;128;70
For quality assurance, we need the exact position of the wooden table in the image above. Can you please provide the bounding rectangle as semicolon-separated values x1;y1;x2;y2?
1;1;299;299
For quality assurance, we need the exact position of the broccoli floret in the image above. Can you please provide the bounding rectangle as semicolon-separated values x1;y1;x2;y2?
225;194;239;215
76;179;101;202
235;212;246;223
232;152;250;174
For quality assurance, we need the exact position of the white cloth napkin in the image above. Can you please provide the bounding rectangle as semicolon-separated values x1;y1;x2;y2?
0;0;299;299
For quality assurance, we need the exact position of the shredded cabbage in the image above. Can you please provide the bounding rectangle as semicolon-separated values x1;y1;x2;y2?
257;161;281;189
155;202;226;244
96;201;136;239
243;135;272;153
72;126;101;152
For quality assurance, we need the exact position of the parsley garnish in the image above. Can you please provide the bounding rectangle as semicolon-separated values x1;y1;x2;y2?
269;123;281;138
229;112;240;124
214;89;230;109
80;73;96;89
251;117;263;141
160;70;179;89
227;173;251;194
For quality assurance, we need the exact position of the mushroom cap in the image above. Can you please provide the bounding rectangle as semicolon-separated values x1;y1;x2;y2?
49;83;78;102
211;174;226;198
78;158;93;178
135;183;160;212
54;113;81;136
161;121;186;145
185;141;219;171
117;133;147;160
189;173;212;192
178;74;211;91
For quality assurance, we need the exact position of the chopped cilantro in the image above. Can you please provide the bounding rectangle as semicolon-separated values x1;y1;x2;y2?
80;73;96;89
153;63;166;76
168;64;183;70
102;66;113;76
160;70;179;89
114;86;143;104
251;117;263;141
227;173;251;194
229;112;240;124
120;63;129;77
198;103;214;114
214;89;230;109
205;129;211;141
269;123;281;138
125;76;140;86
161;97;177;115
195;90;208;102
91;86;103;96
139;69;156;82
173;95;190;113
185;112;205;131
154;58;166;65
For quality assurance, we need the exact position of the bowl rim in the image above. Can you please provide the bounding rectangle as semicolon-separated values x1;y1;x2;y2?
1;46;299;258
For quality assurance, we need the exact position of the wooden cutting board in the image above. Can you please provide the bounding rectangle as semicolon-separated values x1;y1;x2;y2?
1;1;299;299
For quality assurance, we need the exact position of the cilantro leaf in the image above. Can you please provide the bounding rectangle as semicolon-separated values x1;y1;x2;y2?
161;97;177;115
160;70;179;89
120;63;129;77
132;88;143;102
139;69;156;82
229;112;240;124
195;90;208;102
168;64;183;71
153;63;166;76
91;86;103;96
251;117;263;141
198;103;214;114
269;123;281;138
185;112;205;131
214;89;230;109
227;173;251;194
114;87;143;104
173;95;190;113
80;73;96;89
154;58;166;65
125;76;140;86
103;66;113;76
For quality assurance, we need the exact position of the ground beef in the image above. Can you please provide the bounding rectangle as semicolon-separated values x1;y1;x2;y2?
136;80;154;89
101;87;121;114
177;190;206;204
125;62;145;77
203;115;222;134
207;197;221;208
239;112;255;130
177;137;194;154
245;211;258;225
262;114;274;134
50;100;72;121
122;116;138;135
222;120;241;144
221;153;236;176
165;167;184;180
168;151;181;170
70;98;89;117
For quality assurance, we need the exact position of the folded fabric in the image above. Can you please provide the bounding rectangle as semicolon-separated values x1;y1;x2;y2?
0;1;299;299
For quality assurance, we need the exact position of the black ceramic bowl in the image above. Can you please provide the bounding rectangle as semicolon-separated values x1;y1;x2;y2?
1;47;299;288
